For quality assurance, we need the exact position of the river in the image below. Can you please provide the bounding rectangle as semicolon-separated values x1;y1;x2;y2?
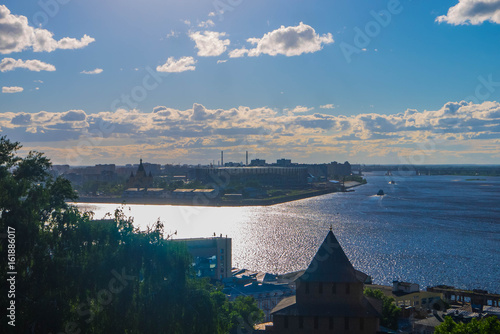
75;172;500;293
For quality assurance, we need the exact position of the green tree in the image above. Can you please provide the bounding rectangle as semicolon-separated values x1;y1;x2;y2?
229;295;265;333
0;136;262;334
364;287;401;330
435;316;500;334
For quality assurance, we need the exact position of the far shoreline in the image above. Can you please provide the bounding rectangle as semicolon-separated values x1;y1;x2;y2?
71;182;364;207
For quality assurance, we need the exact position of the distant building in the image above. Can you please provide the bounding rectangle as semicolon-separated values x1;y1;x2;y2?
393;281;419;294
224;162;243;167
371;283;444;311
126;159;153;189
302;161;352;182
172;236;231;280
269;230;382;333
191;167;308;188
250;159;266;166
276;159;292;167
328;161;352;178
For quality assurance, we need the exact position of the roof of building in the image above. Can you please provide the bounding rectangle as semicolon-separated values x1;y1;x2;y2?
193;189;215;193
225;282;292;297
173;189;195;193
393;281;417;287
124;188;164;192
271;295;382;317
414;313;445;329
125;188;145;191
254;322;273;331
483;306;500;317
298;230;359;283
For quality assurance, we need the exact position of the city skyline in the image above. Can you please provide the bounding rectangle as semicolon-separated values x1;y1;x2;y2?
1;0;500;165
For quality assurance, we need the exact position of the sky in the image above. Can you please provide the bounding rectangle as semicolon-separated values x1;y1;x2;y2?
1;0;500;165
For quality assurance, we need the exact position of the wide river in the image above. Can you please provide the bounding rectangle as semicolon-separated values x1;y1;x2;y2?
76;172;500;293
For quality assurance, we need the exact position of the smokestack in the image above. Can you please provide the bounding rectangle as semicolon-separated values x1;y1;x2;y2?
246;151;248;166
221;151;224;166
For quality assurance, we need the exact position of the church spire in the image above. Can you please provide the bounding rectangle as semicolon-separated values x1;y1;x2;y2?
137;158;145;173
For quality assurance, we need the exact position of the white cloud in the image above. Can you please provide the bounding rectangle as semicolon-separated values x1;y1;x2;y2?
208;12;216;17
437;0;500;25
189;31;230;57
231;22;334;57
156;56;197;73
0;58;56;72
165;30;178;39
2;86;23;93
217;59;228;64
80;68;103;75
320;104;335;109
285;106;314;114
198;19;215;28
0;5;94;54
54;34;95;51
34;80;43;83
2;101;500;164
228;47;249;58
183;19;191;25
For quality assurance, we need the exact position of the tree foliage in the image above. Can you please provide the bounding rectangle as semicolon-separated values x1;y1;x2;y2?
434;317;500;334
0;136;263;333
364;287;401;330
435;316;500;334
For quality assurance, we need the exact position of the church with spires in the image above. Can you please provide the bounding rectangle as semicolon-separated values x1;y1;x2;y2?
126;159;153;189
268;229;382;333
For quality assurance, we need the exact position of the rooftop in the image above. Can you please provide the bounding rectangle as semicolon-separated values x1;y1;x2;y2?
298;230;359;283
271;295;382;317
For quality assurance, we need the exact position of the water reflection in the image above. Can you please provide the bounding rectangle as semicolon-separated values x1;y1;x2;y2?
74;173;500;293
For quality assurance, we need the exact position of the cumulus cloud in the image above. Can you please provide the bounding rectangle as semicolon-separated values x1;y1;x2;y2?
2;86;23;93
320;104;335;109
198;20;215;28
60;110;87;121
0;5;95;54
80;68;103;75
2;101;500;164
0;58;55;72
230;22;333;57
285;106;314;114
189;31;230;56
156;56;197;73
228;47;249;58
437;0;500;25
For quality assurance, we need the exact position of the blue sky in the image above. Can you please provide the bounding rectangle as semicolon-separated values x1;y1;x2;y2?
1;0;500;165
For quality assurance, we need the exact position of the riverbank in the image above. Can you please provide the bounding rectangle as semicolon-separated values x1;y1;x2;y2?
72;183;365;207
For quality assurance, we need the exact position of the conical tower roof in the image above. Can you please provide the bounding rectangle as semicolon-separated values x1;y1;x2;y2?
299;230;359;283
